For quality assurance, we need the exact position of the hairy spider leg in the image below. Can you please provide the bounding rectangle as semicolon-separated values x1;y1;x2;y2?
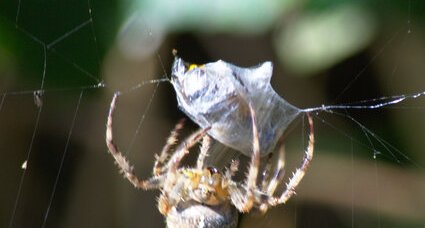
225;159;240;179
265;145;286;195
161;126;211;199
261;112;314;212
261;153;274;192
160;127;210;215
259;145;286;213
163;127;211;179
196;135;212;169
153;118;186;176
107;92;212;215
106;92;165;190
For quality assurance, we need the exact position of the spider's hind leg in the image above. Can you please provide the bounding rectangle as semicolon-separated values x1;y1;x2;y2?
265;141;287;196
261;153;274;192
265;113;314;208
259;143;286;213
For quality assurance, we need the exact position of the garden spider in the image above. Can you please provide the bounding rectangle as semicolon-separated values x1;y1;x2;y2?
106;92;314;227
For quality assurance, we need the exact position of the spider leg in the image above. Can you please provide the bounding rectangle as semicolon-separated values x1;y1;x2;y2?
229;103;261;212
158;175;187;215
158;128;210;215
106;92;164;190
259;144;286;213
165;127;211;172
157;194;171;215
162;127;210;194
196;135;211;169
266;113;314;207
225;159;240;179
265;143;286;195
261;153;274;192
157;127;210;215
153;118;185;176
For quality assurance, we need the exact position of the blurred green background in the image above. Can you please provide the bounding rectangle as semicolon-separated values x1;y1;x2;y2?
0;0;424;227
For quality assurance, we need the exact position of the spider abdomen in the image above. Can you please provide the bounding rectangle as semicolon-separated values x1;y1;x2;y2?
166;201;238;228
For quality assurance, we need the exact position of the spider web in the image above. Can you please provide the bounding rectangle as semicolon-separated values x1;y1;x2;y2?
0;0;424;228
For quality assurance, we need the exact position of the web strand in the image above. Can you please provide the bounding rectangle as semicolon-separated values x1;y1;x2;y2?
7;40;47;228
41;90;84;228
303;90;425;113
8;103;43;228
6;1;102;227
125;81;161;156
312;110;422;168
87;0;102;84
47;19;92;49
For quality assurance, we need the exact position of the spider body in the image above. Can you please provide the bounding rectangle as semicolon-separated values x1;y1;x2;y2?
177;167;228;205
161;167;239;228
106;92;314;227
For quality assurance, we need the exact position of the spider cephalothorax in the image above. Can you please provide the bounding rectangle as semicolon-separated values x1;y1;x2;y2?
106;92;314;228
180;167;228;205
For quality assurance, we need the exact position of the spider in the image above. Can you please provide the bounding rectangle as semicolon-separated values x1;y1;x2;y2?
106;92;314;227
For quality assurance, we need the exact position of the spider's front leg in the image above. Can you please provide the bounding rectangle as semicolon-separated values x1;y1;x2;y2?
153;118;186;176
196;135;211;169
106;92;164;190
164;127;211;178
160;127;211;215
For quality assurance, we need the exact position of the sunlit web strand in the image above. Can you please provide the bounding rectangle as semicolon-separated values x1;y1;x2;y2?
8;107;43;228
14;14;102;85
123;51;175;156
124;81;161;156
312;114;386;159
8;45;47;228
9;3;99;224
42;90;84;228
45;17;102;84
46;19;92;49
312;110;422;169
15;26;44;46
112;78;168;156
303;90;425;113
333;26;405;103
117;51;171;156
125;78;170;94
330;111;411;164
87;0;102;79
49;47;101;84
0;82;105;97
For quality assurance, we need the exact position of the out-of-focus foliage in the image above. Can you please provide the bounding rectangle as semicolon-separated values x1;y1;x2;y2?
274;4;376;75
118;0;422;76
118;0;296;58
128;0;295;32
